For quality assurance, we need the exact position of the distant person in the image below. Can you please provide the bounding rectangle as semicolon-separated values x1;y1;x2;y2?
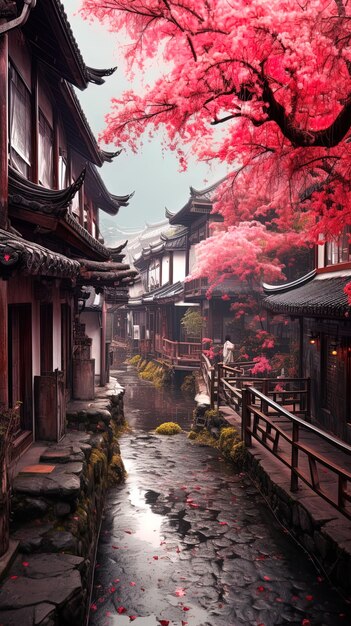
223;335;235;365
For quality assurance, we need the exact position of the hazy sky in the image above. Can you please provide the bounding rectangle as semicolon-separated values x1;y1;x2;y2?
63;1;228;239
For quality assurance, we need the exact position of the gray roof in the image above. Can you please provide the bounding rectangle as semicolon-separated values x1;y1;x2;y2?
263;272;351;318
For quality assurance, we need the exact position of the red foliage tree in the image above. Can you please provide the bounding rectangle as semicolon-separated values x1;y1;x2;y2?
81;0;351;367
81;0;351;277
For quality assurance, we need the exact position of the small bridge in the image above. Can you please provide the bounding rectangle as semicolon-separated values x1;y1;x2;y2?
201;355;351;520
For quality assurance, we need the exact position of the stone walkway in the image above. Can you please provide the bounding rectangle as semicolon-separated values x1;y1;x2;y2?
0;378;125;626
89;430;351;626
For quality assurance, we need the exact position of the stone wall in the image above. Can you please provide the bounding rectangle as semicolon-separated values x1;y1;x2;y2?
0;387;126;626
243;450;351;598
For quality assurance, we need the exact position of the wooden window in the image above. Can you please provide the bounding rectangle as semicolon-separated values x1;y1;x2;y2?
9;63;32;177
38;110;53;188
148;258;160;289
325;226;351;266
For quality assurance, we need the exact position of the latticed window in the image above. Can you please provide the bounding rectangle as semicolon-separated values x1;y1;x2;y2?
9;63;32;177
325;226;351;265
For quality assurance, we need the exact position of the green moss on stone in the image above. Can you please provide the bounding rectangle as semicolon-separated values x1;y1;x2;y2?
155;422;182;435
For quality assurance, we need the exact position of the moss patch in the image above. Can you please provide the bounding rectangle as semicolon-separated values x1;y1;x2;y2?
128;354;142;366
181;374;196;394
155;422;182;435
188;430;219;447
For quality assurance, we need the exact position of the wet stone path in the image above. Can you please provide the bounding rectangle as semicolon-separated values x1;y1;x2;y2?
89;367;350;626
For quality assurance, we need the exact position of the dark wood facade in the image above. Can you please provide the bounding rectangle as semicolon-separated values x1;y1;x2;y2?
0;1;136;452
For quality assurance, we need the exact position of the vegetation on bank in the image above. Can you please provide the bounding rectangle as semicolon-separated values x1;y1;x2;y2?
127;354;172;388
189;417;246;467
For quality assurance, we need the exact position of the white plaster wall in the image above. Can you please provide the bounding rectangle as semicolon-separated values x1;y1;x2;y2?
162;254;170;285
81;311;101;376
173;251;186;282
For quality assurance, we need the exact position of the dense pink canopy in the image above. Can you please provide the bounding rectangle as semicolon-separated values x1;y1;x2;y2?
81;0;351;290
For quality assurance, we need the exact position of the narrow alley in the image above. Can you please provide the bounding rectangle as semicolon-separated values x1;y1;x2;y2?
89;365;350;626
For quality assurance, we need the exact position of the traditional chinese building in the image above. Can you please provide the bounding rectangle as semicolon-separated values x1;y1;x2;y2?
0;0;136;453
264;230;351;442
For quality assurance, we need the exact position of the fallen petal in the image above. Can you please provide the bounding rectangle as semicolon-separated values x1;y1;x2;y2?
117;606;127;614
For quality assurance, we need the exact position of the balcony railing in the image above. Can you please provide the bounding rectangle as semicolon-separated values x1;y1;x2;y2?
184;278;208;295
155;335;201;366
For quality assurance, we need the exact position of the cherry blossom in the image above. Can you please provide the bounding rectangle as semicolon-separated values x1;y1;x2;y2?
80;0;351;302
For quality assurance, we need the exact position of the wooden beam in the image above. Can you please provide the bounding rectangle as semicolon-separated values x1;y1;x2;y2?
78;259;130;271
31;57;39;184
0;32;8;406
0;32;8;229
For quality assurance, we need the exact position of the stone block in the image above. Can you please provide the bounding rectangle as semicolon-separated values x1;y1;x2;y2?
13;473;81;501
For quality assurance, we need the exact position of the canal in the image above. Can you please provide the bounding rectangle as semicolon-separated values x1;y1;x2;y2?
89;364;350;626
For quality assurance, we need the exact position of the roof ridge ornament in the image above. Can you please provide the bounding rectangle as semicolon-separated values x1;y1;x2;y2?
85;66;117;85
100;148;122;163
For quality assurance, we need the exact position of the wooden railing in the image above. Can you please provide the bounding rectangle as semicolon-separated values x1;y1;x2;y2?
155;337;201;365
200;353;215;408
217;364;310;420
242;387;351;519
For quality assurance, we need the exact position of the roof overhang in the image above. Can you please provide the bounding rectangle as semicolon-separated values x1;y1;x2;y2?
263;270;351;319
0;228;80;280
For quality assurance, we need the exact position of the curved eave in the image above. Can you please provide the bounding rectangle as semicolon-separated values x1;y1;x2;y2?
9;166;85;215
100;148;122;163
85;163;133;215
165;207;176;220
263;270;317;294
108;241;128;257
189;175;227;199
263;272;351;319
85;66;117;85
0;228;80;279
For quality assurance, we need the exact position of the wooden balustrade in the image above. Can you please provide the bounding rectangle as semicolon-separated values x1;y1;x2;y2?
241;387;351;519
200;353;215;408
156;337;201;366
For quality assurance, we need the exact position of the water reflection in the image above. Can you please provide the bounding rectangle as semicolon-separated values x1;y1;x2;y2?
123;455;163;548
89;366;351;626
112;365;195;431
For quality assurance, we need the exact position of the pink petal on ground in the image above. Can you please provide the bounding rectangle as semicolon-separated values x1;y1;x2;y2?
117;606;127;614
175;588;186;597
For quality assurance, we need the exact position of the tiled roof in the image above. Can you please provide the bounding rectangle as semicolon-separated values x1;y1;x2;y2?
0;228;80;278
9;166;85;216
143;281;184;303
263;272;351;318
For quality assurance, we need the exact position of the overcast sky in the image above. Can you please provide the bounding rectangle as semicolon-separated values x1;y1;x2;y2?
63;1;228;241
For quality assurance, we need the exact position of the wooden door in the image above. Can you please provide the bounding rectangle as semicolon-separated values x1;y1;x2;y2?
8;304;32;432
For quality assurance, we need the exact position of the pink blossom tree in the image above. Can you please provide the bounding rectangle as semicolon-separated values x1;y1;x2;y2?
80;0;351;370
81;0;351;256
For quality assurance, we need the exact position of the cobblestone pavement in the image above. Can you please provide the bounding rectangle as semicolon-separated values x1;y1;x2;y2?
89;430;351;626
